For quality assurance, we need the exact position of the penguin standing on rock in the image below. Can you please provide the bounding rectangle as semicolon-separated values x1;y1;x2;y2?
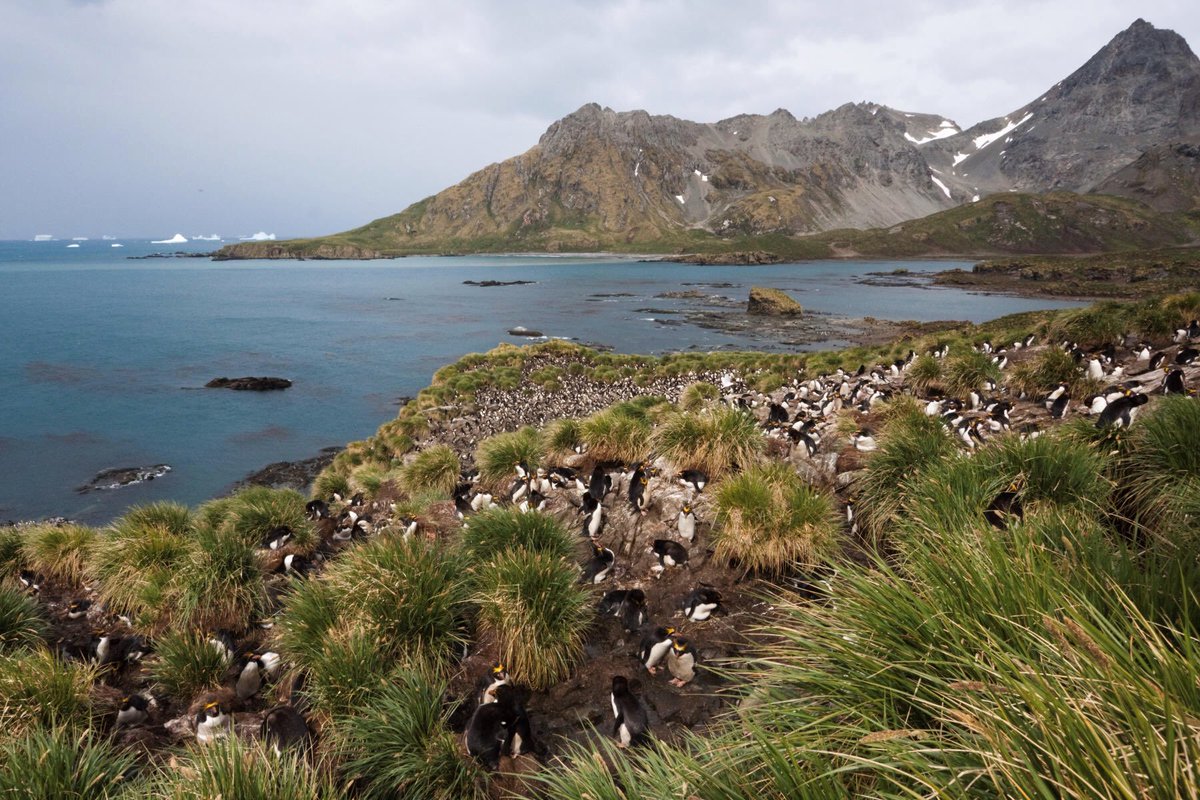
676;504;696;543
610;676;649;748
580;493;604;538
477;662;510;705
580;543;615;584
588;465;613;503
678;470;708;493
638;626;675;674
464;685;515;770
628;470;650;515
1162;368;1188;395
1044;383;1070;419
305;500;329;521
234;654;265;701
667;636;698;687
1096;392;1148;428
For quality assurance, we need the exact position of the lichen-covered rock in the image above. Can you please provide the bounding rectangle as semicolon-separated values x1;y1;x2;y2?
747;287;803;316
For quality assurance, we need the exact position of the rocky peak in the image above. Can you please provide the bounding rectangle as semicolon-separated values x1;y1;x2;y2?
1058;18;1199;101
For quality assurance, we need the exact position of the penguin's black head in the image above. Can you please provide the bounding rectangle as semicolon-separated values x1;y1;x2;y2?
611;675;629;693
491;662;507;678
681;504;691;514
671;636;690;652
203;701;222;718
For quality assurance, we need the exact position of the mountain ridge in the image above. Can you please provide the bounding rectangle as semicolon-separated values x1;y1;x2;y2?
217;19;1200;261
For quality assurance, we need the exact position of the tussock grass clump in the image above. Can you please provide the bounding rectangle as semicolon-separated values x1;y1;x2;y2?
941;350;1002;395
151;737;337;800
904;353;942;394
166;525;263;634
679;380;722;412
91;503;194;631
312;468;351;502
854;409;956;540
216;487;316;553
541;417;584;460
459;508;574;563
580;407;653;464
1044;300;1130;346
473;549;591;690
653;405;763;479
150;629;229;702
400;445;461;497
0;727;142;799
0;648;97;740
1007;346;1085;397
18;524;96;586
338;669;486;800
279;537;470;715
0;587;47;653
1118;396;1200;549
0;527;23;579
712;463;840;575
475;427;542;488
977;433;1112;519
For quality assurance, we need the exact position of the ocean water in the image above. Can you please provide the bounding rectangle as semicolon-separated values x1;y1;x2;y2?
0;239;1080;524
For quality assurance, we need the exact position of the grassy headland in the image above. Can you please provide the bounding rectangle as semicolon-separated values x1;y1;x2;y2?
3;293;1200;798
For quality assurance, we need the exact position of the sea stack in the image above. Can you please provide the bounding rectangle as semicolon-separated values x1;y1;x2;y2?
747;287;803;317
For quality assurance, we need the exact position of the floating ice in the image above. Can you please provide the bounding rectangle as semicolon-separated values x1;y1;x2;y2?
152;233;188;244
239;231;276;241
192;234;222;241
33;234;53;242
66;243;80;248
111;243;124;248
71;237;88;241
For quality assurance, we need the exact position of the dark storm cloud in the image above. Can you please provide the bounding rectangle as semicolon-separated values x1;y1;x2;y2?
1;0;1196;239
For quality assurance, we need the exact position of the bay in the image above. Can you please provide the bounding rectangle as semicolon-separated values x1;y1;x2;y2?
0;239;1079;523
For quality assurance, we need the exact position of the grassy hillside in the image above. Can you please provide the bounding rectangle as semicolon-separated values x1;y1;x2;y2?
5;293;1199;798
215;192;1199;261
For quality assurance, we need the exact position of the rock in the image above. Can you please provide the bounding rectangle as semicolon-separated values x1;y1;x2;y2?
463;280;535;287
231;447;341;493
658;251;785;266
76;465;171;493
205;377;292;391
747;287;803;316
507;327;544;337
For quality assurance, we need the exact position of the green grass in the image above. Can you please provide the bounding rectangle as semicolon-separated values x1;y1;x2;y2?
150;629;229;702
941;350;1002;395
472;549;592;690
151;737;337;800
18;524;96;586
0;527;23;579
1045;300;1134;346
652;405;763;478
579;407;653;464
474;427;542;488
1117;396;1200;550
712;462;841;575
312;468;352;501
215;487;317;553
278;537;470;715
541;417;584;459
679;380;722;412
337;668;487;800
459;508;575;564
0;586;46;653
1007;346;1085;397
0;726;143;799
0;648;97;741
854;407;957;541
90;503;195;632
904;353;943;394
400;445;462;497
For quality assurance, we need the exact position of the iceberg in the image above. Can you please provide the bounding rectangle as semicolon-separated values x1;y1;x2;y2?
191;234;222;241
238;231;276;241
152;233;188;244
66;243;80;248
111;243;124;248
33;234;53;242
102;235;116;240
71;236;89;241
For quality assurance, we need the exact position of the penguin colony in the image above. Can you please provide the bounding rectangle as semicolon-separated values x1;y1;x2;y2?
7;320;1198;770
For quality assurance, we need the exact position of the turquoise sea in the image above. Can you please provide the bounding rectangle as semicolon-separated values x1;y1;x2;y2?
0;239;1080;523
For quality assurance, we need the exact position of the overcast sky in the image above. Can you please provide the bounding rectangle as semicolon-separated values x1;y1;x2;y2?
2;0;1196;240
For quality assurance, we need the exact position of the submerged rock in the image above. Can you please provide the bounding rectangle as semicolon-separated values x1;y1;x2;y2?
507;327;544;337
76;464;172;493
205;377;293;391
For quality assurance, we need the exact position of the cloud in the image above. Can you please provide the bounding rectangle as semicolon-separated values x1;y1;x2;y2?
1;0;1196;239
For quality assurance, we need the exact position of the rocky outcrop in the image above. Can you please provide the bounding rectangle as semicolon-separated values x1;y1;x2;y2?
747;287;803;316
213;243;391;260
1094;142;1200;211
659;251;784;265
76;465;171;493
205;377;293;391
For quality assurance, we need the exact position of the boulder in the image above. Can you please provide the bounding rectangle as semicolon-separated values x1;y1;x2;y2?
747;287;802;316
